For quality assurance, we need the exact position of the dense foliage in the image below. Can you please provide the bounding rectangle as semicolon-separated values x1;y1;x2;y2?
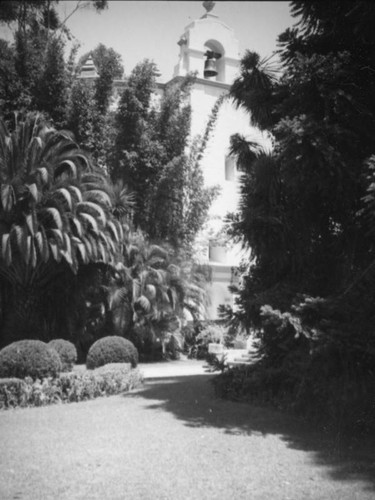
68;44;124;165
0;0;107;122
222;1;375;434
0;112;208;356
111;60;219;248
0;3;220;358
79;44;124;113
185;321;230;360
0;114;126;344
0;340;62;379
0;363;143;409
86;336;138;369
48;339;77;371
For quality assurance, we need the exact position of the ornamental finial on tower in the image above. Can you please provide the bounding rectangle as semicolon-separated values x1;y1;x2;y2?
203;1;215;13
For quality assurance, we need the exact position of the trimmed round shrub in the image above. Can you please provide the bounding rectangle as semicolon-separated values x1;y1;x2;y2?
86;336;139;370
0;340;62;380
48;339;77;372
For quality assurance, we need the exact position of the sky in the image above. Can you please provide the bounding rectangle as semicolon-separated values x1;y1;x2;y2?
57;1;296;82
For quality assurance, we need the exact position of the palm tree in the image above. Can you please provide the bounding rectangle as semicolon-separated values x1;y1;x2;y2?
0;113;125;345
105;231;208;358
230;51;279;131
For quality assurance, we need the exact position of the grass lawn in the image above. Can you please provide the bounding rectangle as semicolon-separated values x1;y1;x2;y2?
1;362;375;499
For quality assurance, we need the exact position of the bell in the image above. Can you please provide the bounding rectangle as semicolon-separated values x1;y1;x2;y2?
204;58;218;78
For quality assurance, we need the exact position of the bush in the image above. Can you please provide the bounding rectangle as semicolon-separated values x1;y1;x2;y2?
86;336;138;369
0;364;144;409
186;321;229;359
58;364;142;402
0;378;26;408
0;340;62;380
48;339;77;372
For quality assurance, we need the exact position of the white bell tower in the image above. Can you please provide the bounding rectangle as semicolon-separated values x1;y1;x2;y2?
170;2;270;320
173;1;240;84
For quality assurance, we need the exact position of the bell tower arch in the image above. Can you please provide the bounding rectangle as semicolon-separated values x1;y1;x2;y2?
173;2;240;84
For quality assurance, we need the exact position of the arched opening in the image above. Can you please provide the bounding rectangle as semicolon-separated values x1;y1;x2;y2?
203;39;225;82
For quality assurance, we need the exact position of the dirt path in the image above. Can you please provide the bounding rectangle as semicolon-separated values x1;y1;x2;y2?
1;360;374;499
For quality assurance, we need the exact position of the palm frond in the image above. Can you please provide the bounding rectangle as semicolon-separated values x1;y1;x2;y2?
77;201;107;226
42;207;64;230
229;134;263;171
79;212;99;235
53;188;73;210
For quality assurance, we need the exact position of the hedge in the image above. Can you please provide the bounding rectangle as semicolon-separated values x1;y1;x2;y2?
48;339;77;372
0;364;143;409
0;340;62;380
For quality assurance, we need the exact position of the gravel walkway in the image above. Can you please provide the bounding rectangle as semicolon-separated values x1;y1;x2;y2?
1;360;374;500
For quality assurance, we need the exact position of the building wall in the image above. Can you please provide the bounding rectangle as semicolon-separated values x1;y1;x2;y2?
172;10;271;319
189;80;267;219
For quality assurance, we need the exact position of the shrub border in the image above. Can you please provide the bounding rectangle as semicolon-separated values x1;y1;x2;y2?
0;364;143;410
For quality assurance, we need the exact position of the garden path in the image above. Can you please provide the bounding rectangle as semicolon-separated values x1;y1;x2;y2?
1;359;374;500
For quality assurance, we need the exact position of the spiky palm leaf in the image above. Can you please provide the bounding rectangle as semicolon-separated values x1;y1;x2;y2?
229;134;264;172
0;114;124;283
230;50;279;130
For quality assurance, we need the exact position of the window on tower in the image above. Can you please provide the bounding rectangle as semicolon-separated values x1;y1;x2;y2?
225;155;236;181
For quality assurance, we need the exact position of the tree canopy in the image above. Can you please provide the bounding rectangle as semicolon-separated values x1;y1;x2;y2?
0;0;108;122
0;1;221;360
111;60;219;249
229;1;375;306
223;0;375;433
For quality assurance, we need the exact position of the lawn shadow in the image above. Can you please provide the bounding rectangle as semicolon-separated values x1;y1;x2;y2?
124;373;375;493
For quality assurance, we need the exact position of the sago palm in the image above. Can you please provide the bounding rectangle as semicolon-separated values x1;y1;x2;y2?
0;114;125;344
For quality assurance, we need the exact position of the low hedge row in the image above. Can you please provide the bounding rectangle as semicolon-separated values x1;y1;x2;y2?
0;363;143;409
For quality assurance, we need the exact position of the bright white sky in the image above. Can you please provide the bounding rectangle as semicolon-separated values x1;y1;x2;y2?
57;1;295;81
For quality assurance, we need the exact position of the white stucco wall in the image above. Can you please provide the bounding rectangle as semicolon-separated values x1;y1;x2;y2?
172;8;272;319
190;83;268;219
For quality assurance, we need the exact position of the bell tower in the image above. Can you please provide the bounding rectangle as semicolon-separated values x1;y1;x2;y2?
170;2;270;319
173;1;240;84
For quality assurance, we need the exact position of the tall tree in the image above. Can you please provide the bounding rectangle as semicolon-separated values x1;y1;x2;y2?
35;36;68;126
229;3;375;310
0;1;108;37
0;40;23;116
69;44;124;168
0;0;108;121
112;60;219;249
222;0;375;431
67;79;96;150
78;44;124;113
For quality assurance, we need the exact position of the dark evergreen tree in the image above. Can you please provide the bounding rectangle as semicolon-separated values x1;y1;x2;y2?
221;0;375;432
35;37;68;126
67;79;96;150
